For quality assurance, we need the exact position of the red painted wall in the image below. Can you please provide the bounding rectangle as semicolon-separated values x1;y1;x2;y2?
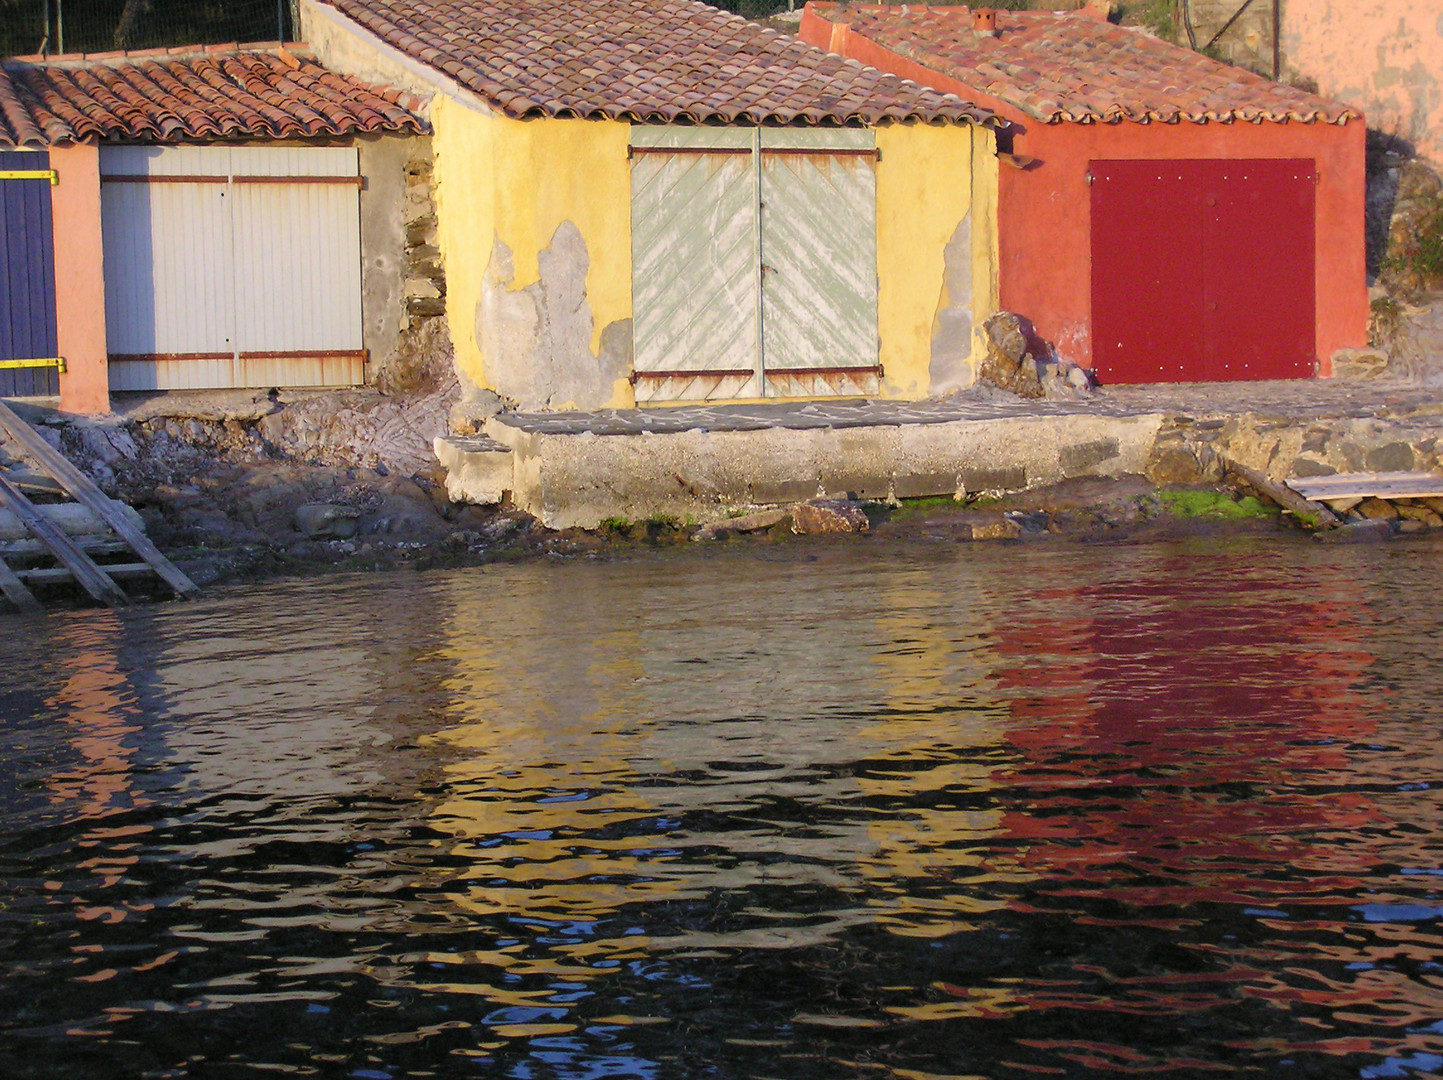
801;8;1369;377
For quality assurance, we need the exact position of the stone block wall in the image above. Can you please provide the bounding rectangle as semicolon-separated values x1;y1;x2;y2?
401;144;446;332
1188;0;1276;76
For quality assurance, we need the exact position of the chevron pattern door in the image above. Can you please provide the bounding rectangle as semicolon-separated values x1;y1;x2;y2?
630;127;879;403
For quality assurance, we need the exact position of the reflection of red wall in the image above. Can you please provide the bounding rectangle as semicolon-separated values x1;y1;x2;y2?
799;7;1368;375
987;558;1380;907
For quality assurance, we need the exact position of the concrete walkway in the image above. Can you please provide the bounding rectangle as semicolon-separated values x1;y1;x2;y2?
430;379;1443;529
492;379;1443;436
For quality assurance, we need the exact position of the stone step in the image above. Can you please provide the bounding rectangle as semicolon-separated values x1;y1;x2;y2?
475;410;1166;530
433;434;514;506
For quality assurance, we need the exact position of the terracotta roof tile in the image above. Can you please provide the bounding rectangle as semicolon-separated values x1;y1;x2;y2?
809;3;1358;125
317;0;994;125
0;45;428;147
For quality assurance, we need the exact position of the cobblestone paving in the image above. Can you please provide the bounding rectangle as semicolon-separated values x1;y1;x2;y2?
492;380;1443;437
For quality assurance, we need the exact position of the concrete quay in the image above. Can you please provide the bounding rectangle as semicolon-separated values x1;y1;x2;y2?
436;381;1443;530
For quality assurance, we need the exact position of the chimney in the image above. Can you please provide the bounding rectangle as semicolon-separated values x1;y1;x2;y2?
1081;0;1113;20
973;8;998;37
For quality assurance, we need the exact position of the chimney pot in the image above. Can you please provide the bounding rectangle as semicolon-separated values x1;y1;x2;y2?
973;8;998;37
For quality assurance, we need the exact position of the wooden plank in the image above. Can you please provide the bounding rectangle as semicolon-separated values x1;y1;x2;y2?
1286;471;1443;501
14;562;154;585
0;400;199;597
0;552;42;613
1225;458;1340;527
0;474;131;607
0;537;129;558
4;468;66;496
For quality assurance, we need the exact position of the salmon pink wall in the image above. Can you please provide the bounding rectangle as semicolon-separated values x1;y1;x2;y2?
801;8;1369;377
1283;0;1443;165
49;143;110;415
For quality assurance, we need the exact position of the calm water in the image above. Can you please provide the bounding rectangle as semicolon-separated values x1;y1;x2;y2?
1;536;1442;1079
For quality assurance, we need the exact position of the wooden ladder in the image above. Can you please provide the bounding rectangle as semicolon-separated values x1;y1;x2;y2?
0;400;199;611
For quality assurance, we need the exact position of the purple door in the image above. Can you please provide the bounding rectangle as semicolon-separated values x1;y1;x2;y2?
1091;159;1316;384
0;150;59;397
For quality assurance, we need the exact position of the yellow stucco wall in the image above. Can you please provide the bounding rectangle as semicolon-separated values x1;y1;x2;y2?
875;120;995;399
431;95;635;408
434;95;998;407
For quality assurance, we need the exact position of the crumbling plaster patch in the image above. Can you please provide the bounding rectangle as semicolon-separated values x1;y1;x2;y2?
477;222;632;410
929;216;974;395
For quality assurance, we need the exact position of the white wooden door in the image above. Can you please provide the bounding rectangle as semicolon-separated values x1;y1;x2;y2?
759;129;878;398
630;128;761;403
629;127;879;403
101;145;364;391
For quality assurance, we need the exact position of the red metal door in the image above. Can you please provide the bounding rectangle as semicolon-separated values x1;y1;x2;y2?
1090;158;1316;384
1090;160;1205;383
1201;159;1315;381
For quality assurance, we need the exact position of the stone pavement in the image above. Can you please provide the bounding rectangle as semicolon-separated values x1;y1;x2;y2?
492;379;1443;437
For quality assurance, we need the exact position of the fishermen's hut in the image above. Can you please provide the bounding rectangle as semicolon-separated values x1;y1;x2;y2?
300;0;1002;409
0;45;428;413
801;3;1369;384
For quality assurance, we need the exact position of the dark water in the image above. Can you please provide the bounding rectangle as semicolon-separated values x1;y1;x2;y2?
2;536;1442;1079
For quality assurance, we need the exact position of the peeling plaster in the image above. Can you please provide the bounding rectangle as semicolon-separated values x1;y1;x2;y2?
929;216;974;395
477;221;631;410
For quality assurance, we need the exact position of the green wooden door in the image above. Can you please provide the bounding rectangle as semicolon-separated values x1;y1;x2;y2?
630;127;878;403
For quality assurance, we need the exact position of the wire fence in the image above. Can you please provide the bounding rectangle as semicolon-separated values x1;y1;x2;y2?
0;0;295;59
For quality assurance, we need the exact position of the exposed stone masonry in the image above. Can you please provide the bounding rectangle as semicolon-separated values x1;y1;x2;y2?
401;145;446;331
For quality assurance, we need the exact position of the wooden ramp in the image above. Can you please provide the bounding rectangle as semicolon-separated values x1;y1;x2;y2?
0;400;198;611
1286;472;1443;503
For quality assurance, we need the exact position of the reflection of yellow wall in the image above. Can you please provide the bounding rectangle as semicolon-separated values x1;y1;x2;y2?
431;96;634;405
875;121;997;398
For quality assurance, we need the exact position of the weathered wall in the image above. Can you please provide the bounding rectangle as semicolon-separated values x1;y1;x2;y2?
357;134;446;391
875;121;995;397
1190;0;1276;76
49;142;110;415
1282;0;1443;165
357;134;409;384
299;0;448;106
431;95;634;411
803;8;1368;377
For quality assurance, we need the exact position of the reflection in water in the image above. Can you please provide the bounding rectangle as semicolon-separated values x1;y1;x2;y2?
1;540;1442;1078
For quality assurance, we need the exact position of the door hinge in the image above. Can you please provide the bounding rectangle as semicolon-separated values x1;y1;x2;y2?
0;357;65;373
0;169;58;186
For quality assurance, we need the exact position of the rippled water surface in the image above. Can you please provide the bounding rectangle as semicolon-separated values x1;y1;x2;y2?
2;536;1442;1079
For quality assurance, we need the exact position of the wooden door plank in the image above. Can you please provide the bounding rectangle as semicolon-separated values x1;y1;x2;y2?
0;551;42;612
1226;459;1340;527
0;473;131;607
0;536;130;558
0;400;199;597
1287;472;1443;501
14;562;154;585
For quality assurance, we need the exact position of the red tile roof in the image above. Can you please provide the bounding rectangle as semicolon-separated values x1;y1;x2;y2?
807;3;1359;125
0;45;428;148
317;0;995;126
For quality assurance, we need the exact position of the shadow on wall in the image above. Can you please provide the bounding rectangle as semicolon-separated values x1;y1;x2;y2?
477;221;632;411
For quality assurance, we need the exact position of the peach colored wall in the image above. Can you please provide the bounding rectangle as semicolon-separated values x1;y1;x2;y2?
1283;0;1443;164
49;143;110;415
800;8;1369;376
